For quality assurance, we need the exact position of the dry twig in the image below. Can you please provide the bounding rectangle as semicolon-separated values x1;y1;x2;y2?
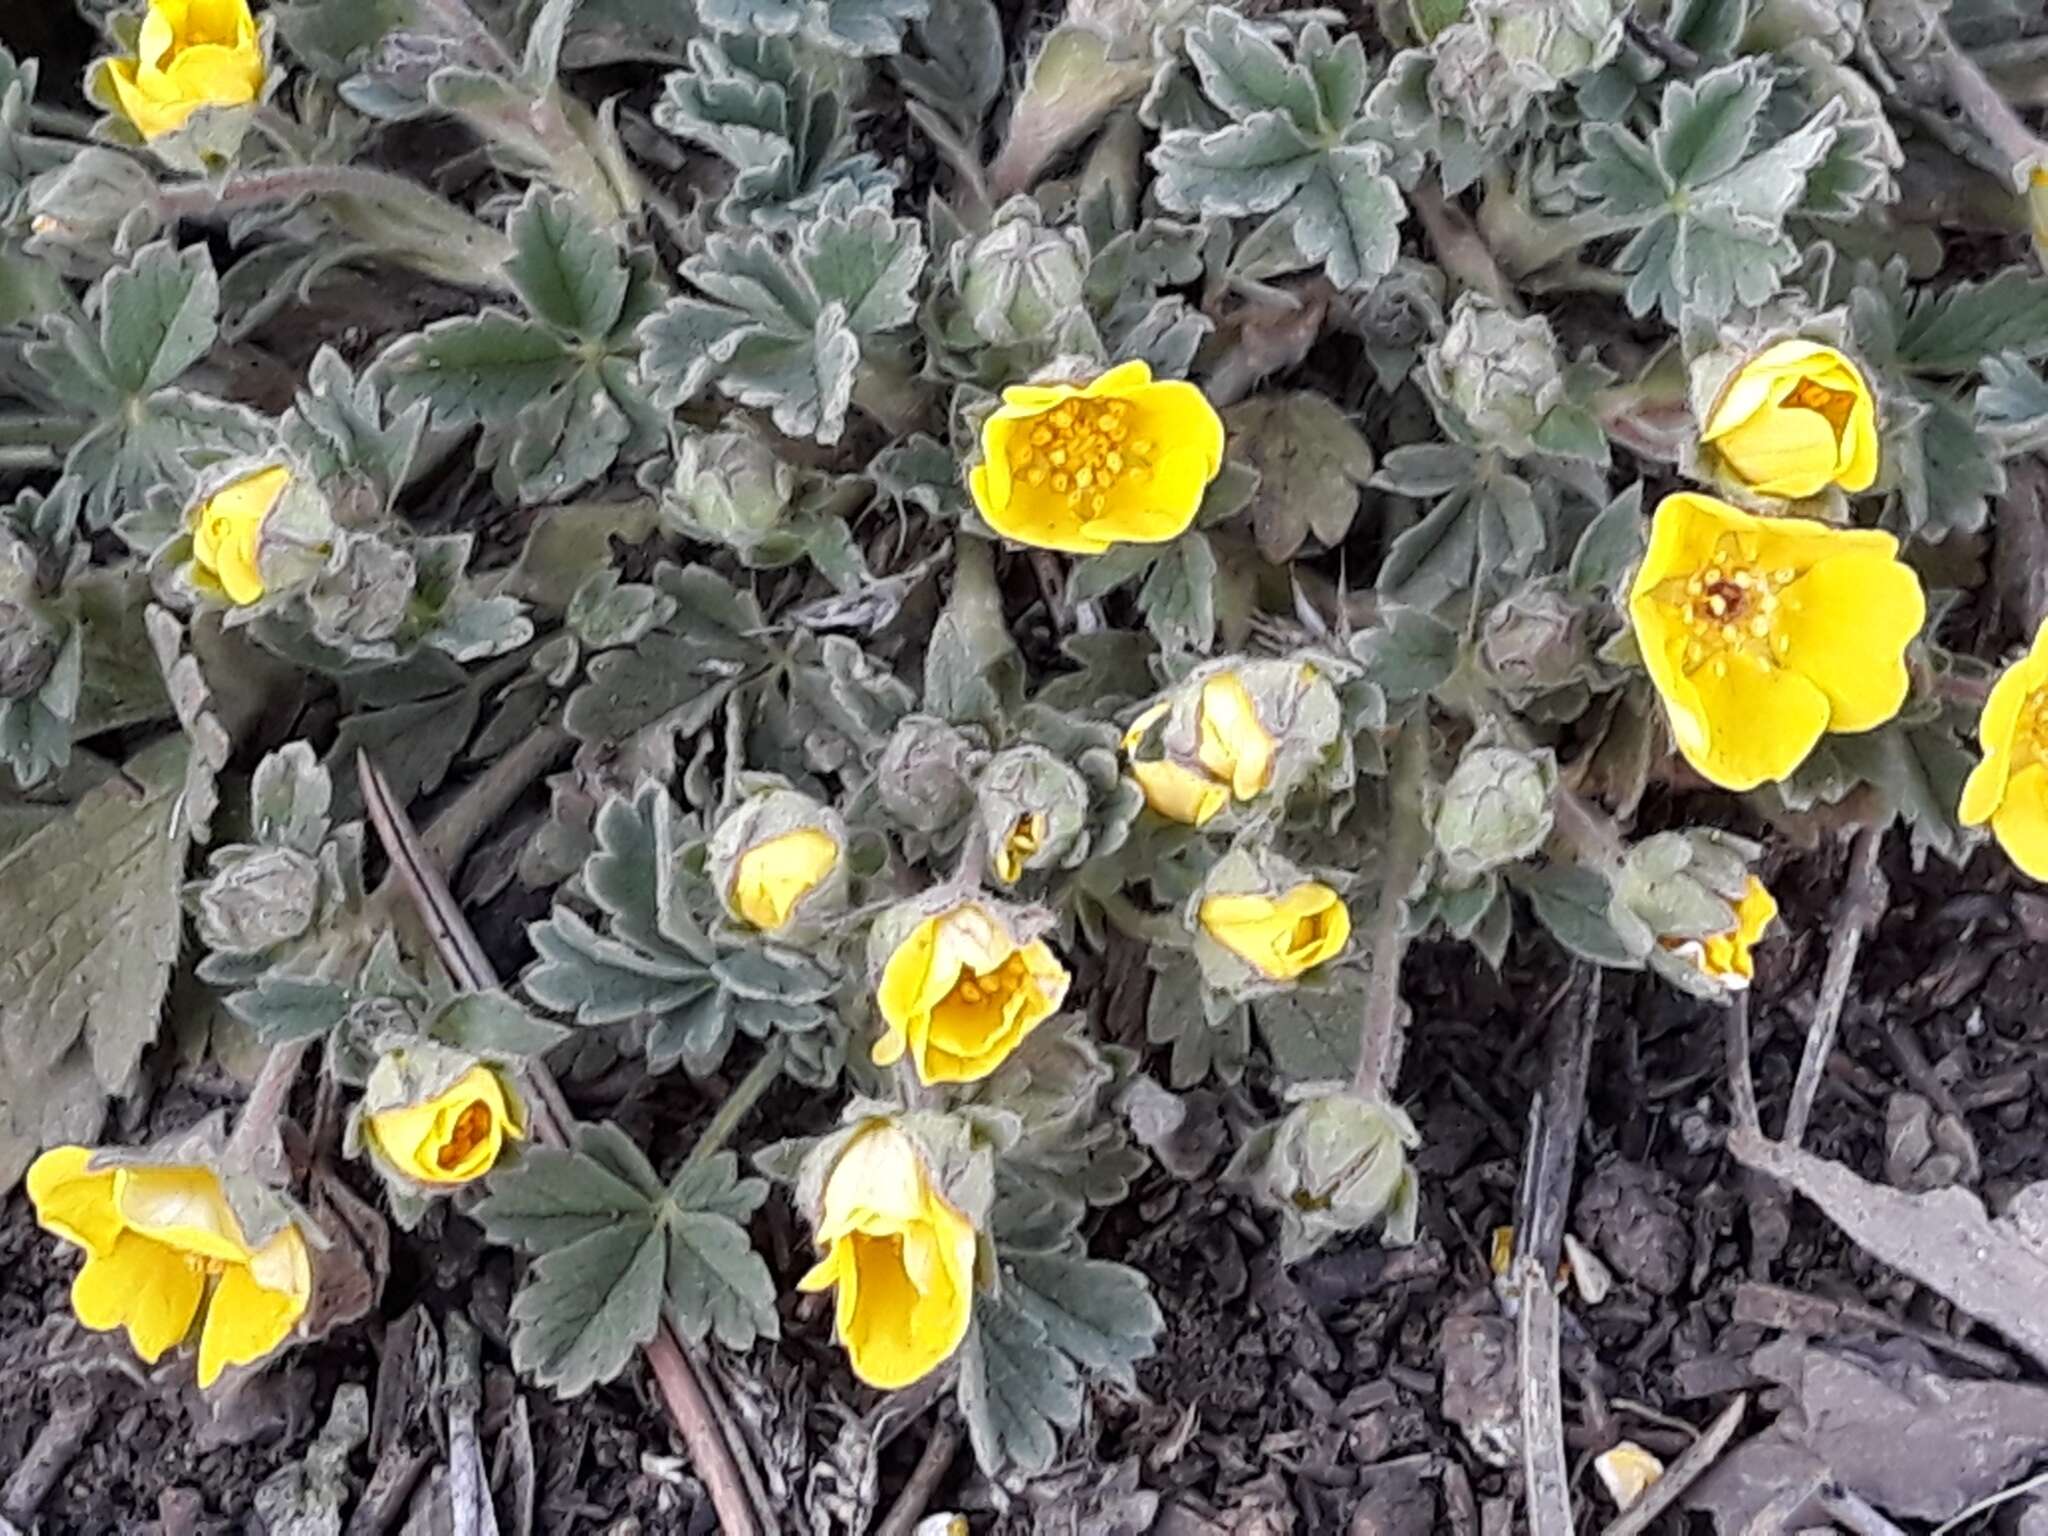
1597;1394;1747;1536
1782;825;1886;1148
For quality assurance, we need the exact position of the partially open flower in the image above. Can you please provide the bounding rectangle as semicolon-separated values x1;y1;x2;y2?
190;465;290;606
100;0;266;143
1628;493;1924;790
1659;877;1777;991
1700;340;1879;499
362;1061;525;1187
27;1146;310;1388
1200;883;1351;982
796;1119;978;1390
1960;618;2048;879
977;743;1091;884
711;789;848;935
968;360;1225;555
873;901;1069;1084
1124;672;1275;826
733;830;841;931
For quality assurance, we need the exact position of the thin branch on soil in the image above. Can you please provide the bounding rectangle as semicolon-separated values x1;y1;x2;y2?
1723;992;1760;1136
1930;1466;2048;1535
1514;1259;1573;1536
1823;1487;1911;1536
1352;725;1430;1101
1597;1393;1747;1536
874;1413;963;1536
1781;824;1887;1148
356;754;771;1536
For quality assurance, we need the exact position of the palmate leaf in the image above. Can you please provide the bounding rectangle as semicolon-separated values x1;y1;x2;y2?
1576;60;1839;324
638;184;925;443
1510;863;1644;969
697;0;929;55
1891;268;2048;375
478;1122;779;1394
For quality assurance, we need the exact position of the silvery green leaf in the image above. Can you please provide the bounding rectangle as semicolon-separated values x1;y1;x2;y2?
1377;472;1542;608
1000;1250;1161;1388
505;188;633;340
1568;480;1645;597
711;947;836;1003
272;0;426;80
225;975;354;1045
664;1209;779;1350
250;740;332;851
1511;864;1643;968
1285;144;1402;290
1667;0;1747;56
1979;352;2048;451
1372;442;1478;497
61;390;273;535
1181;6;1324;131
895;0;1002;131
699;0;929;56
525;908;712;1024
477;1122;666;1250
380;310;577;423
1890;384;2000;539
959;1296;1077;1477
1831;722;1975;869
564;565;769;745
521;0;576;85
97;241;221;398
567;569;676;651
1146;955;1248;1087
1138;533;1218;655
1153;110;1319;218
1225;392;1374;562
924;541;1023;728
427;991;572;1058
282;348;427;522
1254;975;1364;1081
507;1221;666;1395
1350;607;1458;702
1893;269;2048;375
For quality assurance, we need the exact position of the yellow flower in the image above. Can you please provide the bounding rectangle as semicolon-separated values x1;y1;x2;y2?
1661;877;1777;990
27;1146;310;1388
992;812;1045;884
1628;493;1924;791
1959;619;2048;879
1199;882;1351;981
1700;339;1879;499
364;1065;524;1187
795;1120;977;1390
2027;165;2048;268
103;0;266;142
192;465;289;605
1123;672;1276;826
874;903;1069;1084
731;827;840;931
967;360;1225;554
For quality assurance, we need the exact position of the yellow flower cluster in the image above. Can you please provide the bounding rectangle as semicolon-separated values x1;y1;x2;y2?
103;0;266;143
28;1147;310;1388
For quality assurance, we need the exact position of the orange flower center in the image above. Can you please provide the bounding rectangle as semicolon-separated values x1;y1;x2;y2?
438;1102;494;1170
951;951;1032;1009
1007;398;1155;518
1783;376;1855;444
1664;541;1800;676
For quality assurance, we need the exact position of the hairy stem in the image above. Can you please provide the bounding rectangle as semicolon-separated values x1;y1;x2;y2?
1353;724;1429;1100
680;1042;786;1177
1937;24;2048;177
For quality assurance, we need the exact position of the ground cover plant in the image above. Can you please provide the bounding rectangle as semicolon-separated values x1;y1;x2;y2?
3;0;2048;1530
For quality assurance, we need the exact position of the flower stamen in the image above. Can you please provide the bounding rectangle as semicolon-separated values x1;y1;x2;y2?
1006;397;1155;517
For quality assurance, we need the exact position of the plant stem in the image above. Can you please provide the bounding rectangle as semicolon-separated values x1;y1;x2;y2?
680;1042;786;1177
1353;724;1429;1101
1937;25;2048;178
1476;167;1645;278
1413;176;1515;308
224;1037;312;1172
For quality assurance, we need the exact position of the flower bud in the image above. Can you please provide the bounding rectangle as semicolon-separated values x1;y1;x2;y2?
1480;583;1589;695
660;428;801;562
709;788;847;935
951;198;1090;349
1125;658;1342;826
1744;0;1860;56
355;1046;526;1190
876;715;985;836
183;461;334;608
1191;846;1350;995
1611;830;1775;997
195;845;321;954
977;744;1090;884
1433;744;1558;880
2024;159;2048;273
1694;337;1879;500
1227;1087;1420;1263
1424;293;1566;454
1353;260;1446;354
1479;0;1623;87
871;897;1069;1084
1428;20;1542;140
306;535;415;649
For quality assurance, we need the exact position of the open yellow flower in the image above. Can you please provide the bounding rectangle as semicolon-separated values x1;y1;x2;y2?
874;903;1068;1084
796;1120;977;1390
1661;877;1777;990
992;813;1045;884
27;1146;310;1388
364;1065;524;1187
192;465;289;605
103;0;266;142
731;827;840;931
1701;339;1879;499
967;360;1225;554
1628;493;1925;791
1123;672;1276;826
1960;619;2048;879
1199;882;1351;981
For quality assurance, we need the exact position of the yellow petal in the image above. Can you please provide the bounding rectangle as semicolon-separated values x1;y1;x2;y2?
1991;761;2048;880
162;42;263;110
1775;550;1924;733
1195;673;1275;800
366;1065;518;1186
1201;883;1351;981
27;1146;124;1258
72;1231;203;1362
1713;403;1841;499
732;827;839;930
197;1225;310;1388
1130;758;1228;825
1080;359;1155;397
1960;642;2048;825
117;1166;252;1264
836;1199;975;1389
815;1121;929;1240
1678;650;1832;790
192;466;288;606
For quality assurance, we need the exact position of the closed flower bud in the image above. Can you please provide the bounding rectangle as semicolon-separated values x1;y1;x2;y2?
1354;262;1445;354
1697;338;1879;499
306;536;415;648
1429;20;1543;138
195;846;320;954
796;1118;978;1389
1433;744;1558;880
876;715;985;836
1480;0;1623;87
872;899;1069;1084
977;744;1089;884
1480;584;1589;694
0;596;61;700
1191;847;1350;993
711;788;847;934
97;0;267;143
359;1051;525;1188
1228;1088;1420;1263
953;199;1090;349
1425;293;1566;453
662;429;799;560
